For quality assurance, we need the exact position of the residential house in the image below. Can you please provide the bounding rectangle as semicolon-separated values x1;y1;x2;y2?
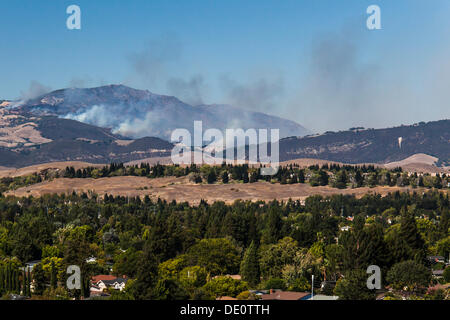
21;260;41;273
427;256;445;264
90;275;128;295
432;269;444;278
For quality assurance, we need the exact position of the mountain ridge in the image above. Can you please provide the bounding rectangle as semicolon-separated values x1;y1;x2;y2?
1;85;448;168
14;84;311;140
278;119;450;165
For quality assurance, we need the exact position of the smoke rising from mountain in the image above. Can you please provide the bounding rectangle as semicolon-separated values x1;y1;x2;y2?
65;105;117;129
220;75;284;113
125;35;282;111
166;75;206;106
289;30;385;132
125;35;210;106
12;81;52;107
63;104;167;139
127;35;182;88
287;24;450;133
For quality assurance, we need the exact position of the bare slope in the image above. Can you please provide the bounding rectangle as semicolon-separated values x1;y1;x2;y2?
6;176;440;204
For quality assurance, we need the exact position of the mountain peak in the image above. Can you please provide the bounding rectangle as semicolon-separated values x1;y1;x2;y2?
12;84;310;141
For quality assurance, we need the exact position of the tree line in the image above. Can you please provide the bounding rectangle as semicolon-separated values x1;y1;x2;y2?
0;189;448;299
60;162;450;189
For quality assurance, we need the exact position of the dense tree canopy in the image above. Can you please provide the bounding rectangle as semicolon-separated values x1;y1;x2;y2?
0;188;447;300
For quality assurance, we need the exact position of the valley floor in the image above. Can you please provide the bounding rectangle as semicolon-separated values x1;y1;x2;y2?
5;176;447;204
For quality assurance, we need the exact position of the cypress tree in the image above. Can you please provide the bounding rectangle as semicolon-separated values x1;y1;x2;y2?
240;241;260;287
14;270;19;293
399;207;426;262
298;169;305;183
18;270;22;295
0;266;4;294
355;170;364;187
243;172;249;183
207;170;217;184
23;269;28;297
6;263;10;292
262;208;282;244
221;171;229;184
21;269;25;296
26;267;31;297
50;261;57;290
133;240;159;299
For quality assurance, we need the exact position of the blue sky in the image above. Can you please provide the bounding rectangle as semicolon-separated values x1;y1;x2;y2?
1;0;449;132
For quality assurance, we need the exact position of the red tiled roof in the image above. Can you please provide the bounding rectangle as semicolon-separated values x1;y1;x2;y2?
91;275;116;283
261;291;310;300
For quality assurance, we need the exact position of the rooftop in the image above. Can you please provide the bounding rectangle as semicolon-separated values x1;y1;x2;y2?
261;291;311;301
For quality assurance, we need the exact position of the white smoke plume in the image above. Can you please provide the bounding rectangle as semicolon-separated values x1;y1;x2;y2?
12;81;52;107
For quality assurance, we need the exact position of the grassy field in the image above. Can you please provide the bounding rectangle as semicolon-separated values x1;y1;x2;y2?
5;175;447;204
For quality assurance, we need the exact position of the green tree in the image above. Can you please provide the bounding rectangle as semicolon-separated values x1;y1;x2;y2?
334;170;348;189
260;237;298;280
131;241;159;300
443;267;450;283
436;236;450;259
186;238;241;276
334;269;376;300
113;248;143;278
202;276;248;298
240;241;260;287
263;278;286;290
261;208;282;244
158;256;188;280
386;260;431;292
50;260;57;290
153;279;189;300
179;266;208;290
147;215;184;262
207;170;217;184
221;171;229;184
32;263;47;296
399;208;426;263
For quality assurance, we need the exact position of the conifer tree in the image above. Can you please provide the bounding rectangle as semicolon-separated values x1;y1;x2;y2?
50;261;57;290
0;266;4;294
26;267;31;297
132;240;159;300
399;207;426;263
298;169;305;183
240;241;260;287
221;171;229;184
262;208;282;244
6;263;11;292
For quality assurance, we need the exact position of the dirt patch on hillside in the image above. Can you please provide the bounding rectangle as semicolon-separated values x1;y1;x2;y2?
5;176;445;205
0;108;52;148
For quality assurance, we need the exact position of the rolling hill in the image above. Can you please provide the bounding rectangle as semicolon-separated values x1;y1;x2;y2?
278;120;450;165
